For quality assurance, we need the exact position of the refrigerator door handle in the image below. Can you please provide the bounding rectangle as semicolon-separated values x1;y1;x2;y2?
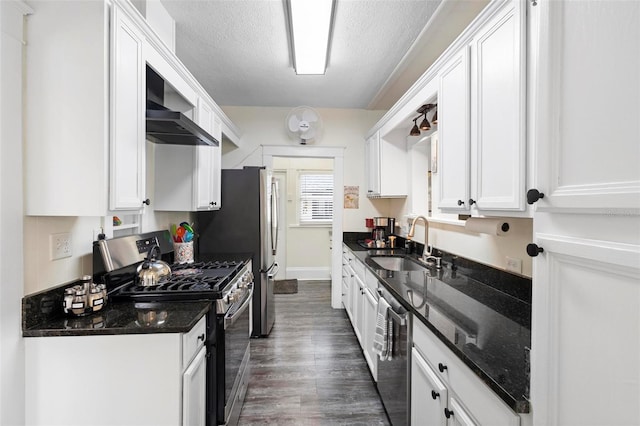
271;180;279;256
267;262;279;279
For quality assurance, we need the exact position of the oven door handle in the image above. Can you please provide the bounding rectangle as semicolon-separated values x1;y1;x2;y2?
224;287;253;330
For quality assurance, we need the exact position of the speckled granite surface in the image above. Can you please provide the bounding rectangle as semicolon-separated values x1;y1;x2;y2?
22;277;211;337
344;239;532;413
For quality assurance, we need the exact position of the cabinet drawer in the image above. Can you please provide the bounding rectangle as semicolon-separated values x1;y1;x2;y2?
413;320;520;426
182;315;207;369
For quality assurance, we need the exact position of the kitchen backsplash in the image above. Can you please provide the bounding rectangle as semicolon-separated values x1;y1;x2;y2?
23;212;190;295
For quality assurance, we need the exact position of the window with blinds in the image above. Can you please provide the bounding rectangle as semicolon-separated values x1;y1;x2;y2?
299;172;334;224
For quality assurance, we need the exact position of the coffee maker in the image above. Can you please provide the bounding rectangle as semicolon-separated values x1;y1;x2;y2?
372;217;395;241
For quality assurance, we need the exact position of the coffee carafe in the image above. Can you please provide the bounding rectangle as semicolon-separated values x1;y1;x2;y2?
373;217;389;241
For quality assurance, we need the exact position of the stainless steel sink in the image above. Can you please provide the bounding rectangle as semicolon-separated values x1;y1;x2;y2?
370;256;425;271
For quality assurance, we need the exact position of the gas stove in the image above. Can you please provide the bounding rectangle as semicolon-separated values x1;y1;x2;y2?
94;232;250;311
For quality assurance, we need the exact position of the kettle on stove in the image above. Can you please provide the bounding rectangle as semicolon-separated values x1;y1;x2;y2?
136;244;172;286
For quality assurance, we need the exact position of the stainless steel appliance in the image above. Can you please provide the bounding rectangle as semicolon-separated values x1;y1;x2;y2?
93;231;253;426
376;285;411;426
196;166;279;337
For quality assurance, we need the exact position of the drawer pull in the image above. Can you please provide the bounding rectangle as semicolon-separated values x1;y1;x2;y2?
197;333;205;342
431;390;440;400
444;408;454;419
438;363;448;373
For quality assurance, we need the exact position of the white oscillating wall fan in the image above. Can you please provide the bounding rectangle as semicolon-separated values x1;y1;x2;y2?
286;106;323;144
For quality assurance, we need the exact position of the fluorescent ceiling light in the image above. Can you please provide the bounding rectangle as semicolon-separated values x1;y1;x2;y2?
288;0;334;75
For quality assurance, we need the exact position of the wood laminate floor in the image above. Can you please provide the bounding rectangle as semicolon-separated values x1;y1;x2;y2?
238;280;390;425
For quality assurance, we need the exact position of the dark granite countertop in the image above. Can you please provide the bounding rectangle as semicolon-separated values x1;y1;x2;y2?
23;299;210;337
343;238;531;413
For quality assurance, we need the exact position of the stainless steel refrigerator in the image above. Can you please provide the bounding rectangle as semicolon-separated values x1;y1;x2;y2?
195;167;279;337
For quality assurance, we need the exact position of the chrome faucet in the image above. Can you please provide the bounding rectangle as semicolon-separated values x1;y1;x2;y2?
408;216;442;269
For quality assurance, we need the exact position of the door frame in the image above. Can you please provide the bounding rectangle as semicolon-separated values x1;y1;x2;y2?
263;146;345;309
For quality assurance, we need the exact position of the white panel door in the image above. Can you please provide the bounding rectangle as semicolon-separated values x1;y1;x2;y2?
365;133;381;196
110;4;146;211
472;0;526;211
448;395;479;426
411;347;448;426
530;234;640;426
182;346;207;426
363;287;378;381
194;98;216;210
531;0;640;213
438;48;471;211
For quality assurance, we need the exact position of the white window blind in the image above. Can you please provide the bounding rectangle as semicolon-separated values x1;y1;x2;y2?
299;172;333;224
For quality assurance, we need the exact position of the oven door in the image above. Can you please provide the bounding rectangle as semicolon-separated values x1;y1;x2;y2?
220;285;253;425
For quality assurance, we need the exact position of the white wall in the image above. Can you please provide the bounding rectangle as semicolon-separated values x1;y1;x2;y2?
220;106;392;232
1;2;30;423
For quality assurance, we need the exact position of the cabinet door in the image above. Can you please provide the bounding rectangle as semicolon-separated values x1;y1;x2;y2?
182;346;207;426
438;48;471;211
532;0;640;213
194;99;216;210
411;347;448;426
472;0;526;211
530;233;640;426
363;287;378;381
365;133;381;196
110;4;146;211
448;395;478;426
353;274;364;344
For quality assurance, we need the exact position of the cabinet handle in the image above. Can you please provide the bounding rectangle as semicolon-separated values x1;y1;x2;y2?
526;243;544;257
197;333;205;342
444;408;454;419
526;189;545;205
438;362;448;373
457;199;465;206
468;198;476;206
431;390;440;400
142;198;151;206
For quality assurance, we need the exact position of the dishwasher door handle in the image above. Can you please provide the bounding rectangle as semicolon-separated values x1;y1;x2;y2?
377;289;407;325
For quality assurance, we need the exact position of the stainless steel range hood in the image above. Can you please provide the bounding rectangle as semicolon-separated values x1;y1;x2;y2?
146;101;219;147
145;66;219;147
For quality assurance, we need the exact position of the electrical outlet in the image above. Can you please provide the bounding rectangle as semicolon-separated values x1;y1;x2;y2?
50;233;72;260
506;256;522;274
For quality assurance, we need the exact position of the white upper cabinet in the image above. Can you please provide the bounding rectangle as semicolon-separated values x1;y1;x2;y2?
365;133;381;197
23;0;238;217
470;0;526;212
439;0;526;215
438;47;471;211
530;0;640;214
154;97;222;212
366;131;408;198
194;102;222;211
110;4;147;211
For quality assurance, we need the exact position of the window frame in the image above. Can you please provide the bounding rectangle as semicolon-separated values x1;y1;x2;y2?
297;170;334;226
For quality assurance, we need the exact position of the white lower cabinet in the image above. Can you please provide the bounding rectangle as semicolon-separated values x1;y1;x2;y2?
411;347;448;426
25;316;207;426
183;346;207;426
412;320;520;426
363;285;378;381
342;246;379;380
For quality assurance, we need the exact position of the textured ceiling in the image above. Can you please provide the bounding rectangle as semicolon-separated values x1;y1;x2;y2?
160;0;486;110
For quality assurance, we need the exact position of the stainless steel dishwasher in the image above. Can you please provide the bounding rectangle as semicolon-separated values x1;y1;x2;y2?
377;285;412;426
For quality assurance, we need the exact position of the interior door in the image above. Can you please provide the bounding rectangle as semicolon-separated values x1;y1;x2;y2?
273;172;286;280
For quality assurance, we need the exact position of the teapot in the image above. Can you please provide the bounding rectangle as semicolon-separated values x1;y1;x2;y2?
136;244;172;286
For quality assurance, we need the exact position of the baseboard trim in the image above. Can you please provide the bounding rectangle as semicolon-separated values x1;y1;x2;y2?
286;267;331;281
